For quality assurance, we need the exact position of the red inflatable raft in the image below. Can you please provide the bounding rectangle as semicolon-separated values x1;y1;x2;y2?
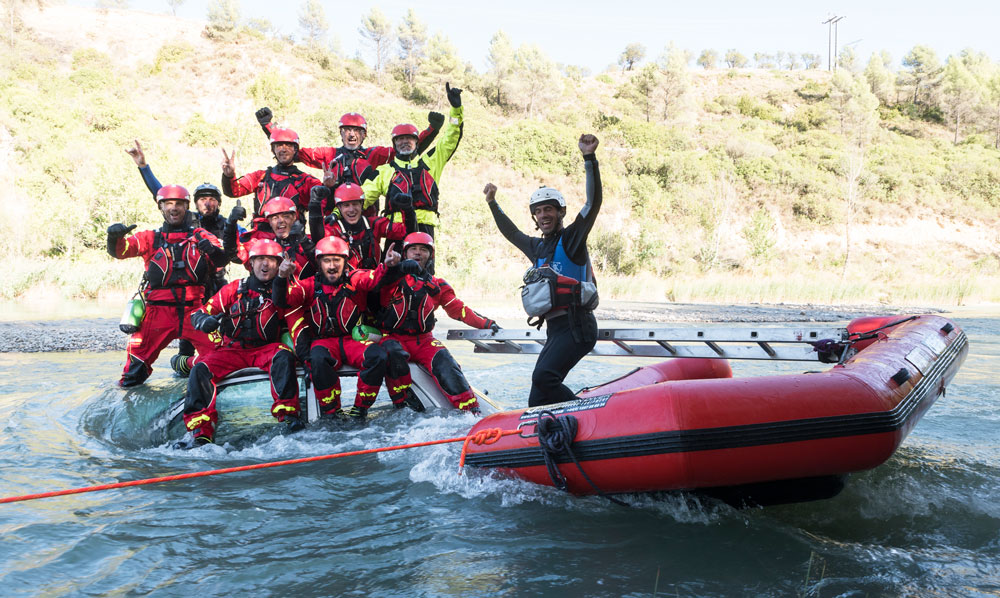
463;315;968;502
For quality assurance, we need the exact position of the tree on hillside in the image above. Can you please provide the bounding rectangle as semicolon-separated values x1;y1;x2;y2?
657;42;690;120
166;0;185;16
696;49;718;70
724;49;747;68
246;17;273;37
359;8;393;83
900;45;942;105
486;29;515;107
413;33;463;102
207;0;240;32
987;71;1000;149
828;70;879;279
800;53;821;69
619;43;645;73
838;46;858;72
397;8;427;88
864;51;895;106
782;52;798;70
616;63;659;122
513;43;562;117
754;53;775;69
297;0;327;45
941;55;984;144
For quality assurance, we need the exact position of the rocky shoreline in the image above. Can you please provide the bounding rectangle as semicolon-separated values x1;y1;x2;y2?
0;302;924;353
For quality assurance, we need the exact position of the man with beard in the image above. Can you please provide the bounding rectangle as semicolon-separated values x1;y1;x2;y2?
125;140;231;376
274;236;401;421
174;238;305;449
308;183;412;270
253;109;441;218
221;127;322;217
483;134;602;407
376;232;499;413
107;185;225;387
362;83;465;240
223;196;316;280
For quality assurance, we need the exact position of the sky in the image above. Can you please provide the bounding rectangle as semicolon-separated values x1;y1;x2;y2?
69;0;1000;73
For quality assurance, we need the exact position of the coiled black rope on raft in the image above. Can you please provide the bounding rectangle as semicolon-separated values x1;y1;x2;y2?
535;410;630;507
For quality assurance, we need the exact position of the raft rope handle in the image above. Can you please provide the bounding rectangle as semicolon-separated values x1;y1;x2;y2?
536;411;630;507
847;315;918;342
0;427;519;505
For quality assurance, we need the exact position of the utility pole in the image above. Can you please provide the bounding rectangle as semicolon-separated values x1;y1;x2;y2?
822;15;846;71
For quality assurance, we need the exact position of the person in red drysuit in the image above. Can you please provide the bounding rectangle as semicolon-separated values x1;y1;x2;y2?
173;239;305;449
308;183;412;270
220;127;322;218
274;236;401;421
376;232;499;412
253;108;441;218
223;196;316;279
107;184;225;387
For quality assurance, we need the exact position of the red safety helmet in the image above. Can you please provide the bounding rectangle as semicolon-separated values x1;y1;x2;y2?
156;184;190;204
269;127;300;147
314;236;350;259
391;123;419;141
334;183;364;206
402;231;434;257
339;112;367;131
261;197;297;218
247;238;283;259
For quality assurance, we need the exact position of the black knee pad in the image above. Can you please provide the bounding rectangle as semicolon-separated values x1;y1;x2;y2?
310;344;333;366
270;350;297;399
431;349;470;396
382;340;411;378
359;344;388;386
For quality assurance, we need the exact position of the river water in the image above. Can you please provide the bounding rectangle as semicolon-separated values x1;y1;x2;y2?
0;310;998;597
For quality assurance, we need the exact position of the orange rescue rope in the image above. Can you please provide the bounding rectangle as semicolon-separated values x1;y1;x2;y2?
0;427;521;505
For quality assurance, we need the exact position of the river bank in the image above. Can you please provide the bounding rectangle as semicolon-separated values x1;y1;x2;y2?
0;300;946;353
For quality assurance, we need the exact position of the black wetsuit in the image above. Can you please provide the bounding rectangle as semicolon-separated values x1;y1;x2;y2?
488;153;602;406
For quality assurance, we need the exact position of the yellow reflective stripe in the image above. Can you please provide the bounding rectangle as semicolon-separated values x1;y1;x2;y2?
358;390;378;398
457;397;477;410
290;316;306;336
186;414;211;430
273;404;297;414
390;383;411;394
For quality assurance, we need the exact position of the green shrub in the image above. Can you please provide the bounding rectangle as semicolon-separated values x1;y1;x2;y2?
247;69;299;117
182;113;224;147
737;95;781;121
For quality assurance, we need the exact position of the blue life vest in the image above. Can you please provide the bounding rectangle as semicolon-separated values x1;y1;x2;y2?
535;236;591;283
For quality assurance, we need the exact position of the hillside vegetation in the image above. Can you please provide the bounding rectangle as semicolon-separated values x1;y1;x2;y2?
2;5;1000;309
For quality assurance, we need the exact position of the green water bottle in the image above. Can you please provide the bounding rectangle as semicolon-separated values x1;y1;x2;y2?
351;324;383;343
281;331;294;351
119;297;145;334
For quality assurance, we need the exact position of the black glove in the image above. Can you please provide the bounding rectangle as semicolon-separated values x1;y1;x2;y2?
310;185;330;206
228;200;246;223
191;311;220;333
196;236;216;255
107;223;137;239
400;259;422;276
290;220;305;241
485;319;500;333
427;111;445;130
255;107;272;126
389;192;412;212
445;82;462;107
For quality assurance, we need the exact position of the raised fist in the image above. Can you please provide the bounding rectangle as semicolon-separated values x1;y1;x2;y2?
445;82;462;108
228;200;246;223
428;111;445;129
255;107;273;126
400;259;422;276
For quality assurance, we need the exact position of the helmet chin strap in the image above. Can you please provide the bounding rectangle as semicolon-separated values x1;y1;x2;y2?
396;150;414;162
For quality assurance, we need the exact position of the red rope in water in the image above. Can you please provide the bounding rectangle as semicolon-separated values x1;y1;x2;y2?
0;427;520;505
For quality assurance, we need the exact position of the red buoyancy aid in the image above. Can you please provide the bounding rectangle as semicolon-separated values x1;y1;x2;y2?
145;228;212;303
307;274;367;338
218;279;283;347
377;275;442;334
386;160;439;214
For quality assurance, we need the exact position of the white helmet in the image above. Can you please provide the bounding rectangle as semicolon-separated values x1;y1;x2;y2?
529;187;565;210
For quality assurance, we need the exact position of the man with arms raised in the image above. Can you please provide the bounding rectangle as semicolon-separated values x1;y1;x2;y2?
107;185;225;387
484;134;602;407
